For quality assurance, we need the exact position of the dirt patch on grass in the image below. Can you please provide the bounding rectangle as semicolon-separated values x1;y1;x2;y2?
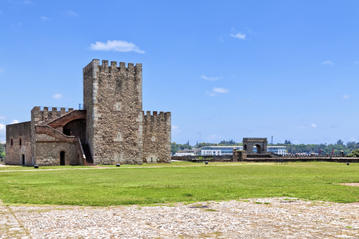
341;183;359;187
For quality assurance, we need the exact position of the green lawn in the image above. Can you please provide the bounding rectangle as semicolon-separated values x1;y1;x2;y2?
0;162;359;206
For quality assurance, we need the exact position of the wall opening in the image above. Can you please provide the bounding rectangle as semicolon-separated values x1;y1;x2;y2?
19;138;22;146
60;151;66;165
22;154;25;166
243;144;247;150
63;119;86;142
63;128;71;136
11;139;13;146
256;144;261;154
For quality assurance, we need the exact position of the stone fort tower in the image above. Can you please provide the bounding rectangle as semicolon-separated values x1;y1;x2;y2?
5;59;171;166
83;59;171;165
83;59;144;164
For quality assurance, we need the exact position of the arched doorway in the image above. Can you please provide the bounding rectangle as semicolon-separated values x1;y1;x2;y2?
60;151;65;165
256;144;261;154
22;154;25;166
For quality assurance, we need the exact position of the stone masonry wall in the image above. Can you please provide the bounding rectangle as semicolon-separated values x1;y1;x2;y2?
83;59;143;164
33;125;83;166
143;111;171;163
35;140;79;166
31;106;74;126
5;122;32;165
31;106;74;164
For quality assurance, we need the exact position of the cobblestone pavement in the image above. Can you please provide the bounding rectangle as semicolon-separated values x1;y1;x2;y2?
1;198;359;239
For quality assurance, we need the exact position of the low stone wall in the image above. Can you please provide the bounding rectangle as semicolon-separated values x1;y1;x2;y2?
172;155;359;163
171;155;233;162
242;157;359;163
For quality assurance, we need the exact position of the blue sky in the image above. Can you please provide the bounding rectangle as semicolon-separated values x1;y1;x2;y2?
0;0;359;144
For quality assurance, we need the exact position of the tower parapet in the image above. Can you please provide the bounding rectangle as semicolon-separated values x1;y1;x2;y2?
83;59;142;75
31;106;74;125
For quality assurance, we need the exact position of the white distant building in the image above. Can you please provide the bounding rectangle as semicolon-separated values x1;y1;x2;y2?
200;145;287;156
200;146;241;156
267;146;287;155
174;149;196;156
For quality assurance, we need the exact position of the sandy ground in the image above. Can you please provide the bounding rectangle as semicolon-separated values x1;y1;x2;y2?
341;183;359;187
1;198;359;239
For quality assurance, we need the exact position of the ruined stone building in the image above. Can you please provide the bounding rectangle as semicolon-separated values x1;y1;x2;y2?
6;59;171;166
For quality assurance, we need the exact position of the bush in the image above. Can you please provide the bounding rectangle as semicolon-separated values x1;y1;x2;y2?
347;149;359;157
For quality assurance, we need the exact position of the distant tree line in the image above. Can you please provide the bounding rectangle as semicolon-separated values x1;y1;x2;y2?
0;143;5;159
278;139;359;155
171;142;192;154
171;139;359;156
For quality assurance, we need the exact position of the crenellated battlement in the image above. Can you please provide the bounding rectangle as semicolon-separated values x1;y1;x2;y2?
143;111;171;125
31;106;74;124
83;59;142;75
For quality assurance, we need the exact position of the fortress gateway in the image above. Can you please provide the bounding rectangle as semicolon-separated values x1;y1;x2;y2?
6;59;171;166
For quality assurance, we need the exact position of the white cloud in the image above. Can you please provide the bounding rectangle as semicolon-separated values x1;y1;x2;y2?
343;94;350;100
11;120;19;124
40;16;49;21
213;88;229;94
321;60;334;65
201;75;221;81
90;40;145;54
207;87;229;96
0;116;5;120
0;123;4;131
66;10;78;17
230;32;246;40
52;93;63;100
311;123;317;128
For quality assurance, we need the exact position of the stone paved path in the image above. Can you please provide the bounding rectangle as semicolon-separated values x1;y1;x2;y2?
0;200;29;239
1;198;359;238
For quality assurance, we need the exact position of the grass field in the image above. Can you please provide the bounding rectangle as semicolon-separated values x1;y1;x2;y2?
0;161;359;206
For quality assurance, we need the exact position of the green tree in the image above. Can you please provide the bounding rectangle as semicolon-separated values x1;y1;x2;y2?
348;149;359;157
0;143;5;159
284;140;291;145
336;139;344;146
218;139;237;145
171;142;192;154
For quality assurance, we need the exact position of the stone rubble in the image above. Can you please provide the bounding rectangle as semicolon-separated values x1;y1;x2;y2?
1;198;359;238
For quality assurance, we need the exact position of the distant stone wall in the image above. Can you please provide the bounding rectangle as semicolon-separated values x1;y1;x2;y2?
143;111;171;163
5;122;32;165
83;59;143;165
243;138;268;154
